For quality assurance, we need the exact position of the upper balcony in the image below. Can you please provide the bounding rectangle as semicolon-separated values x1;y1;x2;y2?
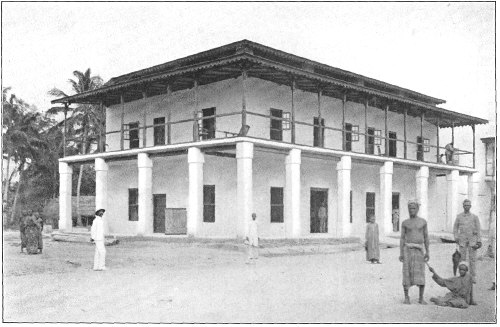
52;40;487;170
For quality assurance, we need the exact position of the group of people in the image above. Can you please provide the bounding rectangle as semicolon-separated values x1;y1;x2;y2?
364;198;489;309
19;209;44;255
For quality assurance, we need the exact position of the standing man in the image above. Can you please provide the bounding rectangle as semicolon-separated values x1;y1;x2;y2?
245;213;259;264
318;201;327;233
91;209;107;271
454;199;481;283
399;200;430;304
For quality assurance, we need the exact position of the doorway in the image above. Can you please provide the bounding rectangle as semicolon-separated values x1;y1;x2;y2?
201;107;216;140
153;194;166;233
392;192;400;232
310;188;328;233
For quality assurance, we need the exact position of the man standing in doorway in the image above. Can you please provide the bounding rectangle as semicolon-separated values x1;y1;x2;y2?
318;201;327;233
454;199;481;284
400;200;430;304
91;209;107;271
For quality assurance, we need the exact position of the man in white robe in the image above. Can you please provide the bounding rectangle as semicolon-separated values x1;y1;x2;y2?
91;209;107;271
246;213;259;264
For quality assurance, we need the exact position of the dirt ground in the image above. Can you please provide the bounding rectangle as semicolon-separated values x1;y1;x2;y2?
2;231;496;323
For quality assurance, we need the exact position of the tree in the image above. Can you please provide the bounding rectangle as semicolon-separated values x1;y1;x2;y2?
48;69;104;226
2;88;48;223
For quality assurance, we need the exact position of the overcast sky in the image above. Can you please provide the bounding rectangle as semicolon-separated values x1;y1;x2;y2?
2;2;495;123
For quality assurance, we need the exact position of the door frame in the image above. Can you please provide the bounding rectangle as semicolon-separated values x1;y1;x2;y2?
310;187;329;234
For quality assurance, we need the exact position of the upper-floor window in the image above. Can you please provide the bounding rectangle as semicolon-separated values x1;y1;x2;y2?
154;117;165;146
388;131;397;157
128;122;140;149
366;127;381;155
270;108;283;141
484;139;496;176
313;117;325;147
417;137;430;161
198;107;216;140
344;123;359;151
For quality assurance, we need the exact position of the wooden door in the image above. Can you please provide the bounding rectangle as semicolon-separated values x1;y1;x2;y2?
153;194;166;233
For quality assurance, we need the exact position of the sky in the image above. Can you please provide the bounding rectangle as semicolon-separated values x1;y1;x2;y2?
2;2;495;126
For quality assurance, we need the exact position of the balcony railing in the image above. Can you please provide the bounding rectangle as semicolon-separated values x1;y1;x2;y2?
63;109;474;168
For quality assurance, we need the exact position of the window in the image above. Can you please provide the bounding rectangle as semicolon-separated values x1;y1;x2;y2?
484;139;495;177
417;136;424;161
128;188;138;221
367;128;375;154
270;108;283;141
203;185;215;223
154;117;165;146
283;112;291;130
366;192;375;223
374;129;382;145
129;122;140;149
423;138;430;152
199;108;216;140
344;123;353;151
270;187;284;223
388;131;397;157
313;117;325;147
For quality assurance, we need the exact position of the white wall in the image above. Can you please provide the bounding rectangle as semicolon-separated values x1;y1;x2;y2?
105;77;438;162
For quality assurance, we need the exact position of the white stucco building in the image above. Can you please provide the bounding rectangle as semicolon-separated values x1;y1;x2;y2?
53;40;488;239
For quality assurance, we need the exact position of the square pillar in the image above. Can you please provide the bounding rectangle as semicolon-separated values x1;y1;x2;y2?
95;158;108;211
137;153;153;235
58;162;73;232
416;166;429;220
468;172;480;208
379;161;393;235
446;169;459;232
285;149;301;238
187;147;204;237
236;142;253;238
336;156;352;237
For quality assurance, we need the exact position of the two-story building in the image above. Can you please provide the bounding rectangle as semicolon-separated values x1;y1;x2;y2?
52;40;488;239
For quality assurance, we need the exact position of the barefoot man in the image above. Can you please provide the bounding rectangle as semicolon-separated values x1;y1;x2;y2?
399;200;430;304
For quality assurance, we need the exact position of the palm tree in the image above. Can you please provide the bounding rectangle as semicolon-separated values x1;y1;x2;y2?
48;69;104;226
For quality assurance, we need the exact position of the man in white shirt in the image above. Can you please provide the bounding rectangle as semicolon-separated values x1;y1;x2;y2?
91;209;107;271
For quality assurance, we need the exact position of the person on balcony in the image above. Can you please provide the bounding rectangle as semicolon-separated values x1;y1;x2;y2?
445;142;455;164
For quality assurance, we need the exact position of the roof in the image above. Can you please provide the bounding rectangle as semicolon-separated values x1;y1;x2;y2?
52;40;488;128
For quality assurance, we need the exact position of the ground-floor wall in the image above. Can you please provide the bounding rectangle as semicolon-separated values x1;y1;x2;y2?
96;147;473;239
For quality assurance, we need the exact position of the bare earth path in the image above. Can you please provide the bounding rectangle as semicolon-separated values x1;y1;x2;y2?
3;232;496;323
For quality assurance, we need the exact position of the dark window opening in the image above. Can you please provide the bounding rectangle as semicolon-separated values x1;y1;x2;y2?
129;122;140;149
270;187;284;223
200;107;216;140
270;108;283;141
367;128;375;154
366;192;375;223
313;117;325;147
154;117;165;146
128;188;138;221
345;123;353;151
389;131;397;157
203;185;215;222
417;136;424;161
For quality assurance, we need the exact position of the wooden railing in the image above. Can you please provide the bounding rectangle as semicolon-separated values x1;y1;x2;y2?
63;109;474;168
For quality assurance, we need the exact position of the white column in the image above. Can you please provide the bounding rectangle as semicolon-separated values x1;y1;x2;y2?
137;153;153;235
285;149;301;238
237;142;253;238
336;156;352;237
468;172;480;211
95;158;108;211
379;161;393;235
416;166;429;220
187;147;204;237
58;162;73;232
446;169;459;232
